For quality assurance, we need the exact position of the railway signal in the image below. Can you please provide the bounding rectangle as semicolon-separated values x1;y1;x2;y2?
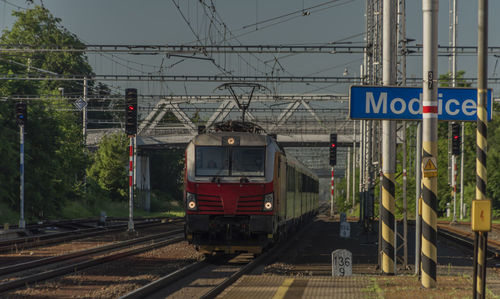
15;102;27;229
15;102;27;126
125;88;137;136
329;133;337;166
451;123;460;155
125;88;138;232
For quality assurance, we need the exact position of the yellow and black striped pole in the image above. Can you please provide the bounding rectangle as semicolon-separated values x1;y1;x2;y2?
474;1;488;297
381;0;397;275
381;172;395;274
474;88;488;298
421;0;438;288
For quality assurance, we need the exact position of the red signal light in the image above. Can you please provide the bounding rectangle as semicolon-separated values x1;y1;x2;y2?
331;143;336;147
125;88;138;135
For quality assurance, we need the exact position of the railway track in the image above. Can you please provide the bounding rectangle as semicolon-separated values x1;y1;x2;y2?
0;217;182;253
437;223;500;257
119;219;315;299
0;229;184;294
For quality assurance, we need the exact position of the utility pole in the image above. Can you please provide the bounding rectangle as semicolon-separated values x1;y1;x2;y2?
352;123;357;209
83;77;88;141
402;122;408;269
450;0;458;223
381;0;397;275
415;122;422;275
397;0;409;270
473;1;489;298
330;167;335;217
460;121;465;219
347;147;351;208
421;0;438;289
128;136;135;231
359;120;364;195
15;102;27;229
330;133;337;218
19;120;26;229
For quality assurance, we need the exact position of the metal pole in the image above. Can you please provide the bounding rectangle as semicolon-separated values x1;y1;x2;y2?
365;118;373;224
19;125;25;229
475;0;488;297
353;126;357;209
415;121;422;275
331;166;335;218
460;122;465;219
421;0;438;288
360;120;365;221
83;77;88;141
360;120;364;194
402;121;408;269
128;137;135;231
473;231;479;298
481;232;488;299
347;147;351;207
452;154;457;222
452;0;457;87
381;0;397;275
83;77;88;193
450;0;465;222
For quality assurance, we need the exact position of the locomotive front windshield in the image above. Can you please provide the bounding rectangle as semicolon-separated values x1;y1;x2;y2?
195;146;265;177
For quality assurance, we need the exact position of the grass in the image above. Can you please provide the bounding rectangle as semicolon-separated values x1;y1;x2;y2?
80;199;185;219
0;197;185;227
375;275;474;299
362;277;383;299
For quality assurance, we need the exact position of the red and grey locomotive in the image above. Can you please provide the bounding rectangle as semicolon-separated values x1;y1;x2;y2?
184;122;319;254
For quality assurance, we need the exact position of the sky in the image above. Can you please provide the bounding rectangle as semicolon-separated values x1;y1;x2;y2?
1;0;500;97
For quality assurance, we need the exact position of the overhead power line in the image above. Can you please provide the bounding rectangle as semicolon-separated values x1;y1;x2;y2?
5;74;500;85
0;74;365;83
242;0;356;30
2;44;500;55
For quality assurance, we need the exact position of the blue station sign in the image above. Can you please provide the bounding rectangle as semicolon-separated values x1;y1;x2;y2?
349;86;493;121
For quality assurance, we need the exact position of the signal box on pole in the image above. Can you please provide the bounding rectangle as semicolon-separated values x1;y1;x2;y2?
330;133;337;166
125;88;138;136
15;103;27;126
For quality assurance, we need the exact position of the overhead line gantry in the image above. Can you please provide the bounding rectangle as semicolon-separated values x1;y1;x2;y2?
2;44;500;55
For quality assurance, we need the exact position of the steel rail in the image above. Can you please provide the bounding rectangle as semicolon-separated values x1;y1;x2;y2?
201;219;316;299
0;229;183;276
0;234;184;293
0;218;183;253
118;260;208;299
437;224;500;256
120;216;317;299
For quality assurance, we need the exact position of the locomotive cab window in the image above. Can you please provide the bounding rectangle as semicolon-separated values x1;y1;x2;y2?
195;146;265;177
231;147;265;177
195;146;229;176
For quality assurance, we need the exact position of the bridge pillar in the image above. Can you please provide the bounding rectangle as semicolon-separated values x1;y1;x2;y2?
136;155;151;212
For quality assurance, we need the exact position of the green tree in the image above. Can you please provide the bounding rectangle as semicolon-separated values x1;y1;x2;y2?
0;6;92;221
438;70;472;88
87;133;129;201
149;149;185;203
0;6;93;93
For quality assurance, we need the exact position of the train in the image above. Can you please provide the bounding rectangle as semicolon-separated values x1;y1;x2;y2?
183;121;319;254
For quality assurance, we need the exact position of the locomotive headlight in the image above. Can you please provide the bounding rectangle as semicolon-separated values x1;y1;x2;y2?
186;192;197;211
263;192;274;211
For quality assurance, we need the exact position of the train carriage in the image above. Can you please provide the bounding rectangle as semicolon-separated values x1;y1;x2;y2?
184;122;319;254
